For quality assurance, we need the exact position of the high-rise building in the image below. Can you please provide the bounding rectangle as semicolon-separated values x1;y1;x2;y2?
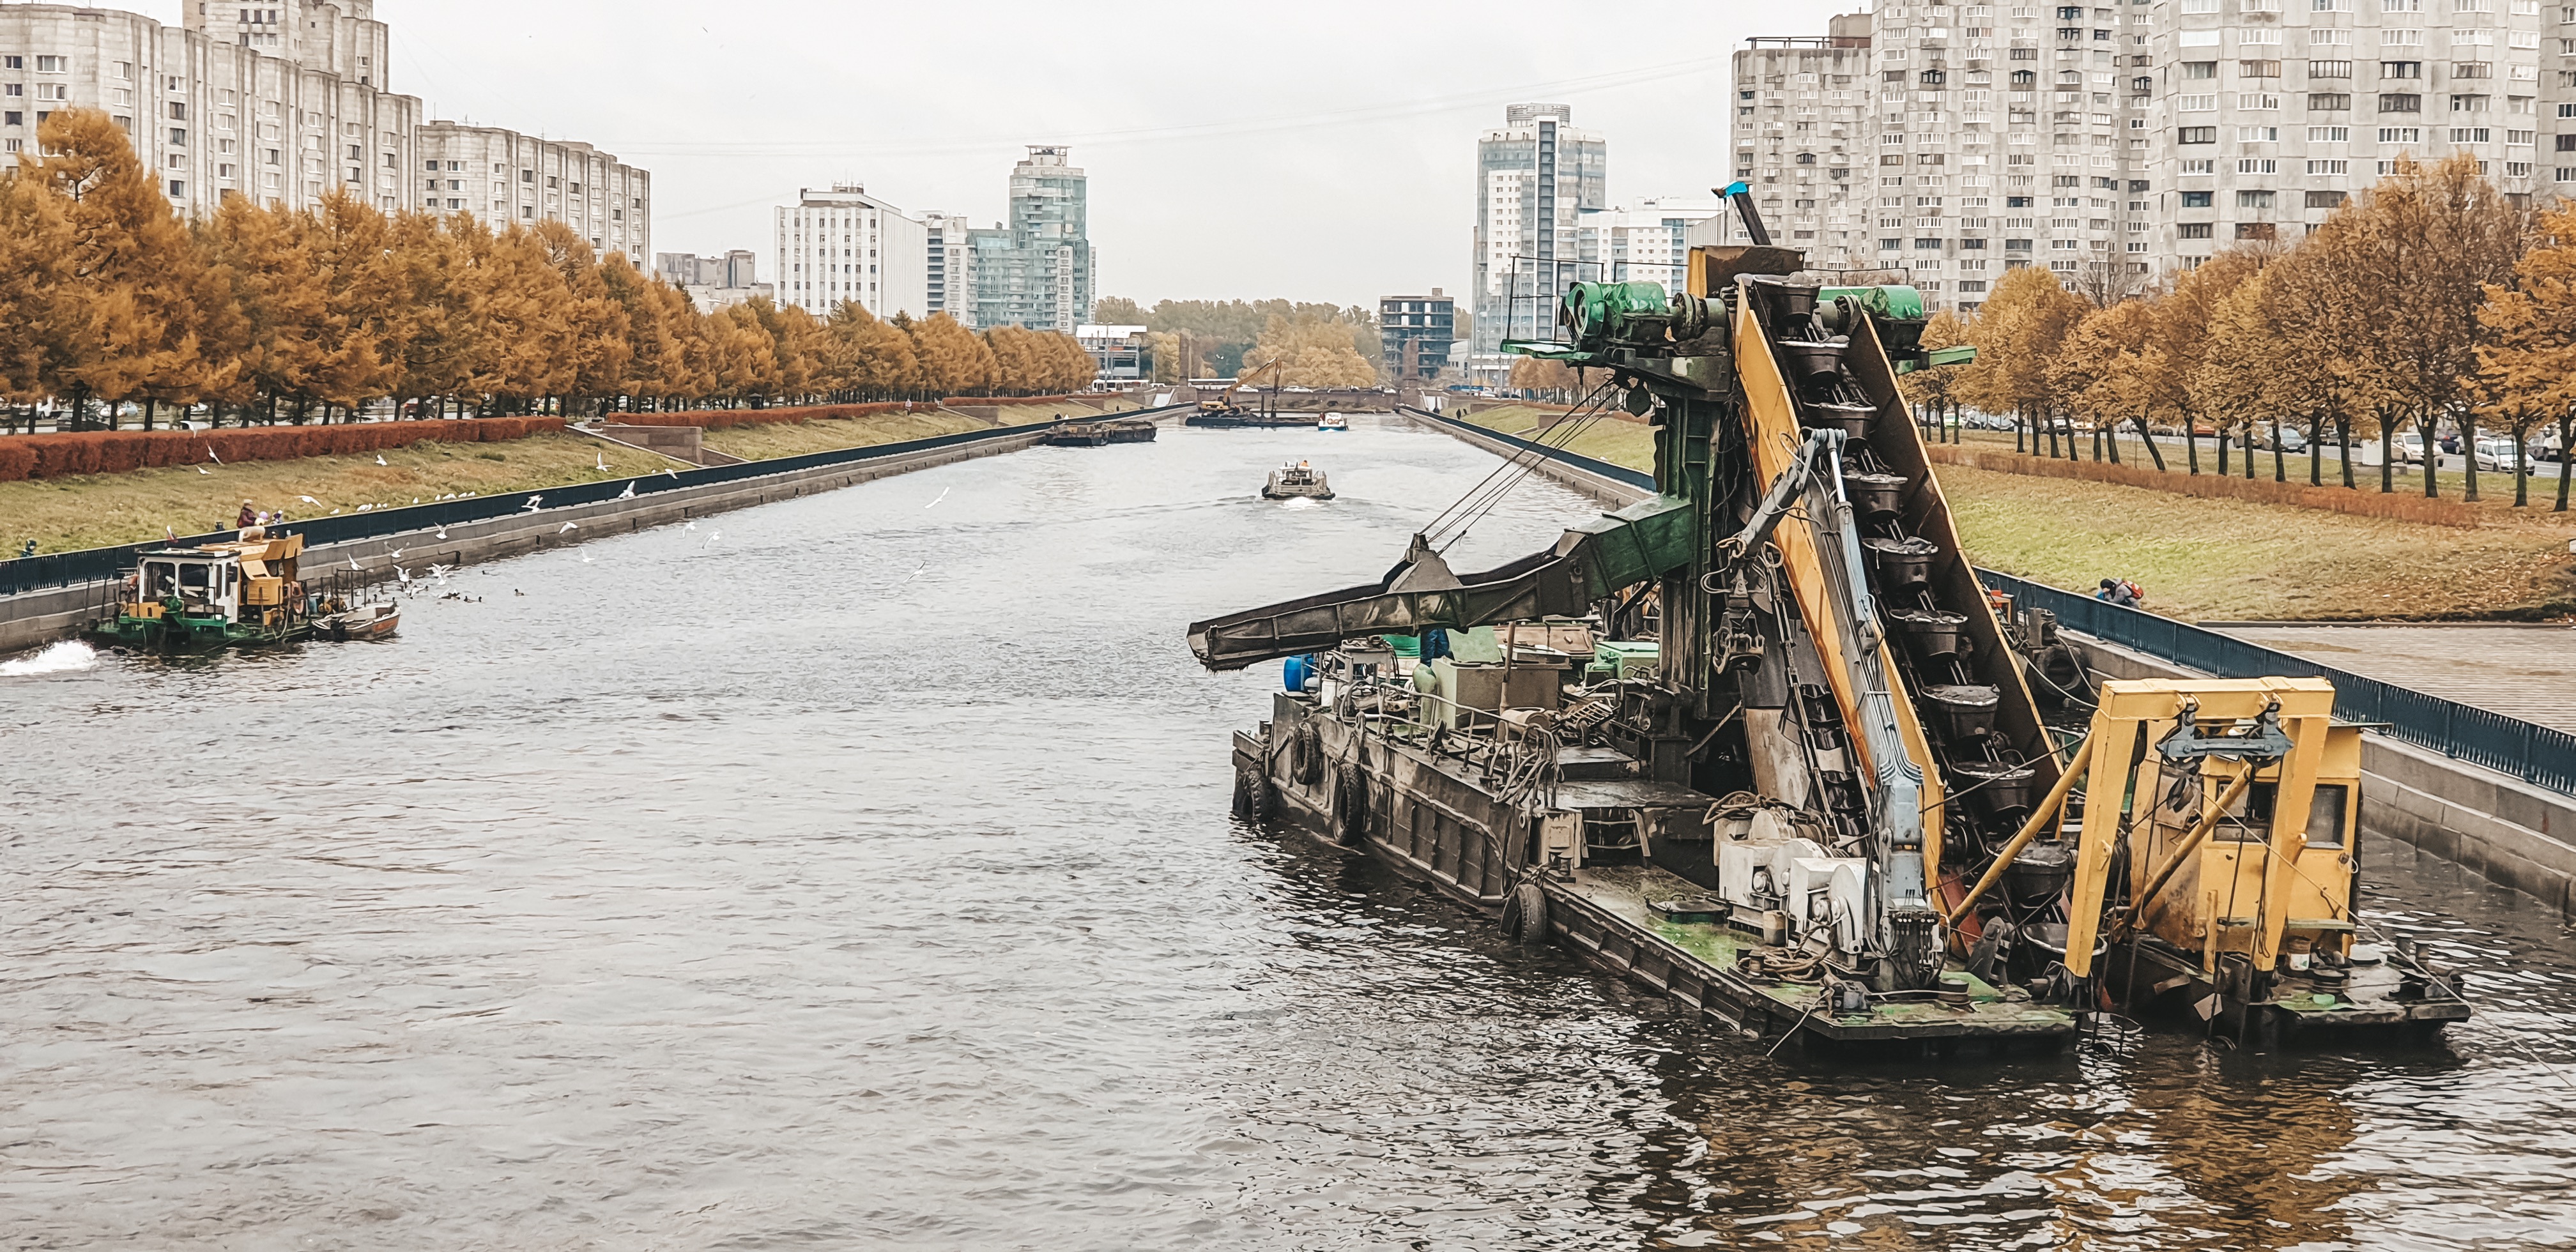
1;2;418;218
655;250;770;312
1379;290;1458;381
417;122;650;264
2145;0;2548;273
0;2;646;256
1731;17;1878;273
1576;198;1728;285
1742;2;2572;307
1469;103;1607;385
969;146;1094;333
918;210;977;325
774;185;930;319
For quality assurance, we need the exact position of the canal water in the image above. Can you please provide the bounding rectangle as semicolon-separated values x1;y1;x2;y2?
4;415;2573;1250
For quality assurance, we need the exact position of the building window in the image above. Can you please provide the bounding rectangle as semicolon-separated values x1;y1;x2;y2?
2380;94;2422;112
2178;126;2218;143
2182;190;2214;207
2179;223;2216;238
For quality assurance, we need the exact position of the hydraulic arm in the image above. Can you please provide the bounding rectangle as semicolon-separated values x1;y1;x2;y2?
1186;492;1698;671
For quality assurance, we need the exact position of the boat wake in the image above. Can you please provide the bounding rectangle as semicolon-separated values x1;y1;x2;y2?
1;640;101;678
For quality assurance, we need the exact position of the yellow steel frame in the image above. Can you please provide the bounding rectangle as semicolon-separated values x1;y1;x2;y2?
2062;677;2347;979
1730;288;1949;878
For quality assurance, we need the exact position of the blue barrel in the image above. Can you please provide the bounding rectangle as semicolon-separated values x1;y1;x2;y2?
1284;654;1317;692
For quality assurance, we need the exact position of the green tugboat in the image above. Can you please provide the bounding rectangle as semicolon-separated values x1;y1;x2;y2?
90;531;399;653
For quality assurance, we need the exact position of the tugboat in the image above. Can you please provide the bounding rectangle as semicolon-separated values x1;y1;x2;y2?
90;530;399;653
1262;461;1335;500
1318;413;1350;432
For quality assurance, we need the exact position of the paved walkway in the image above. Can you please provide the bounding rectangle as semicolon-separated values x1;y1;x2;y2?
2209;625;2576;733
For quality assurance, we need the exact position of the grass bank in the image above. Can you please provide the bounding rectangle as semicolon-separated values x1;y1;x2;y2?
1454;404;1659;477
2;432;671;554
3;406;1001;556
1453;415;2576;621
697;410;988;461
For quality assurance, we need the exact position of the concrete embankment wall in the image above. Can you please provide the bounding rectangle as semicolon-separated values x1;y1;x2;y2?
1401;406;2576;913
0;427;1048;655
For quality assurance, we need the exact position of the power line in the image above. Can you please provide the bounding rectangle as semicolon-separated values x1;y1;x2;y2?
610;56;1724;160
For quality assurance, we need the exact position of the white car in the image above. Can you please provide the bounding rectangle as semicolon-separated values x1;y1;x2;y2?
2473;436;2534;474
2392;432;2426;464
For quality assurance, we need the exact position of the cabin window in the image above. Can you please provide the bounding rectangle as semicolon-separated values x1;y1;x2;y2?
2304;783;2350;847
179;563;210;592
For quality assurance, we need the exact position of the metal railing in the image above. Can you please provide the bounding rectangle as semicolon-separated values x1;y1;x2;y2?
3;406;1193;600
1398;406;1658;493
1980;569;2576;800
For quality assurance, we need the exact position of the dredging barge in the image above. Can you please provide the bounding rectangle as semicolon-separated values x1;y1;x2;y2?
1187;195;2467;1056
88;530;399;652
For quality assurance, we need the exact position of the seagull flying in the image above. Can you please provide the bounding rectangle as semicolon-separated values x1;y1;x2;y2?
559;521;578;533
595;453;609;472
434;526;448;540
376;454;388;466
395;567;411;586
703;530;721;549
429;563;453;581
206;447;222;465
617;482;636;500
684;521;697;533
924;487;950;510
349;556;362;570
391;549;404;559
579;553;594;564
521;495;542;512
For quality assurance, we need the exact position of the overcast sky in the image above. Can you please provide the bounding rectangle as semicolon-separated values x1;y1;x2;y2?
367;0;1853;308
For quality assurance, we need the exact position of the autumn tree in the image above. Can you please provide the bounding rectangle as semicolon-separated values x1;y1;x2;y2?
1957;266;2085;457
909;313;999;397
0;153;73;431
2144;249;2264;475
2052;300;2162;468
2343;155;2528;499
2475;201;2576;510
23;109;226;430
1899;310;1968;444
1241;313;1379;388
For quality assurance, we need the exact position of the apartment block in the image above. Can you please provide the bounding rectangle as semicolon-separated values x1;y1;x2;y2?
969;147;1094;333
1379;290;1458;381
1577;197;1728;286
0;3;417;218
774;185;930;319
1469;103;1607;383
919;210;977;326
2149;0;2549;270
418;122;650;264
1732;17;1878;272
655;250;770;312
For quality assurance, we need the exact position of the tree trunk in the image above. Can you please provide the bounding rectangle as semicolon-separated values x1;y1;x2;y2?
2513;429;2530;508
2460;413;2480;503
2106;420;2122;464
2308;416;2323;486
2090;422;2103;461
2014;407;2027;454
2418;416;2439;498
2557;413;2573;512
2269;417;2285;482
2379;418;2394;492
2133;415;2166;471
2217;427;2230;476
2184;419;2199;474
2337;417;2354;489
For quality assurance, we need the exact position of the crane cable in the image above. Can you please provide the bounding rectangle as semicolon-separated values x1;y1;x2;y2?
1423;377;1627;551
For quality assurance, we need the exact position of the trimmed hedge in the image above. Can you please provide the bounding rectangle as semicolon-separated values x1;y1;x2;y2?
1924;443;2490;529
0;418;565;482
608;395;1110;432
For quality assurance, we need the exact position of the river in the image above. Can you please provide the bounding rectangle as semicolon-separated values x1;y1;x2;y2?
4;415;2573;1250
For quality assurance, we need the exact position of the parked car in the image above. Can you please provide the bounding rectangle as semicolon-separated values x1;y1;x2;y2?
2393;432;2427;464
2472;436;2533;473
2531;431;2571;464
2250;425;2308;453
2438;431;2463;455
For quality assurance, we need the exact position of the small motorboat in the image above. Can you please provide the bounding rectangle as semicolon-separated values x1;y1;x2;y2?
1317;413;1349;432
1262;461;1335;500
